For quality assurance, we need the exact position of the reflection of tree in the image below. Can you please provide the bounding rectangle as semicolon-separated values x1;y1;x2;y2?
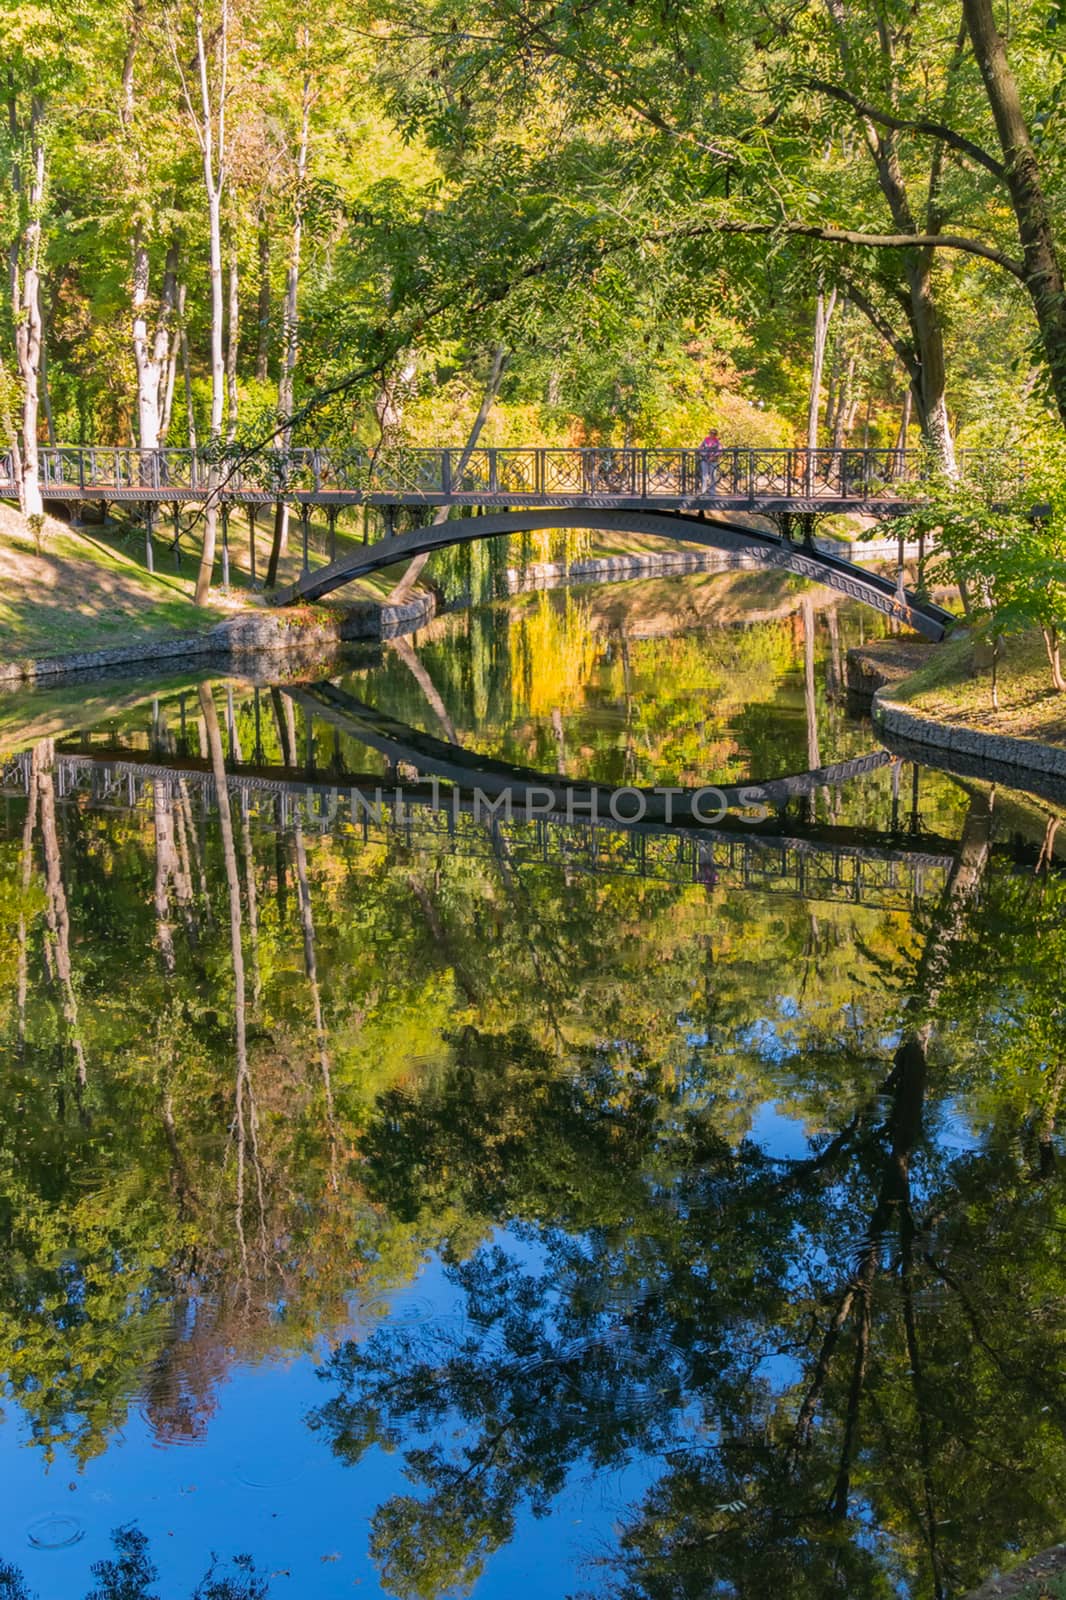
37;740;88;1106
3;704;1066;1599
309;794;1066;1600
0;1524;268;1600
200;684;266;1288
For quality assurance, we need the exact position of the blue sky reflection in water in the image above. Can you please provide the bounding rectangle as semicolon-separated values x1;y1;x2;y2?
2;585;1066;1599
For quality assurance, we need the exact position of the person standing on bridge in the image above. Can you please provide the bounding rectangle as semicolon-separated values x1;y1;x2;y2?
698;429;721;495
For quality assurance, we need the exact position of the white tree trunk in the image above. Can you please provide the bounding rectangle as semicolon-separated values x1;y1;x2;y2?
271;56;312;570
132;235;178;450
225;238;239;442
160;273;182;443
807;287;836;454
174;0;228;606
178;282;197;450
9;95;46;518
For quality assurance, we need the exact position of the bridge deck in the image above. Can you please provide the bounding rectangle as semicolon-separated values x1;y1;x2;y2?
1;443;991;515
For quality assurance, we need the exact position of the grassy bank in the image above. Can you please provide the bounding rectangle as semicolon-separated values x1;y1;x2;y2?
0;504;231;659
0;500;405;663
889;626;1066;746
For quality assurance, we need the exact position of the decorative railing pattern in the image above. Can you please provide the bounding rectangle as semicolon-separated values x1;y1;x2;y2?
0;749;954;909
0;444;1011;504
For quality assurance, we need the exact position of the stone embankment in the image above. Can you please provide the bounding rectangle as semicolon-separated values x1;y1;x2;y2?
0;592;435;688
503;534;929;594
848;639;1066;802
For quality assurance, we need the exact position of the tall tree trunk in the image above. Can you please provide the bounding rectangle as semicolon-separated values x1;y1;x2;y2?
894;386;912;473
255;220;270;382
160;267;181;444
265;48;312;589
824;0;958;470
387;345;510;603
807;286;837;453
832;354;854;451
196;183;225;604
132;234;179;450
39;285;56;447
904;258;955;470
178;281;197;450
225;237;239;442
179;0;228;606
963;0;1066;425
823;305;845;439
8;93;46;518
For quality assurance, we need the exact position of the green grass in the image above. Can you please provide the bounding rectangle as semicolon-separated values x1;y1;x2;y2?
890;625;1066;745
0;506;230;660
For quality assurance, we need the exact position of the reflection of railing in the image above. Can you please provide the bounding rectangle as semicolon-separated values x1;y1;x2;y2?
1;750;959;910
1;444;1020;506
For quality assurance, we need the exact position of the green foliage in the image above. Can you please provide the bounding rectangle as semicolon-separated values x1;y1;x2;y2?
883;442;1066;690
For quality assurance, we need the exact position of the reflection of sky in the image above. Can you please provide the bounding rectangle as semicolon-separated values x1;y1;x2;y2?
4;1242;686;1599
749;1099;815;1163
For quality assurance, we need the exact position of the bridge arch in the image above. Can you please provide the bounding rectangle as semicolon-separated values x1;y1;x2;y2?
289;683;900;825
272;508;952;639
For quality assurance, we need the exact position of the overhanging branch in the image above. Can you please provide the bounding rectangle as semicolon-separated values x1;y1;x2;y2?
675;217;1025;278
803;76;1007;182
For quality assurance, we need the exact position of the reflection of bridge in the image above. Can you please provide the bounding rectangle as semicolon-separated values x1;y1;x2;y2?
1;746;958;910
287;683;902;819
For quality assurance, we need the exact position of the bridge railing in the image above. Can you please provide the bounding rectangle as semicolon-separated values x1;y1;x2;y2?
21;443;1011;503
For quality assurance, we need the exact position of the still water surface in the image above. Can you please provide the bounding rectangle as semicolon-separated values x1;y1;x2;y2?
2;579;1065;1599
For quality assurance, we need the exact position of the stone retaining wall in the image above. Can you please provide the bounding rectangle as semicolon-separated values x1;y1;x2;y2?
873;690;1066;781
0;590;435;687
502;537;928;594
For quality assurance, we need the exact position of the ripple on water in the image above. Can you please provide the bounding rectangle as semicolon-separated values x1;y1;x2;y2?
234;1454;314;1491
357;1293;453;1329
27;1515;85;1550
558;1332;693;1421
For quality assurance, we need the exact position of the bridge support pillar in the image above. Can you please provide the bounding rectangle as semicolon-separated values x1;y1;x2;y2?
327;505;338;562
383;504;395;539
144;503;154;575
301;504;311;574
248;504;258;585
171;501;181;569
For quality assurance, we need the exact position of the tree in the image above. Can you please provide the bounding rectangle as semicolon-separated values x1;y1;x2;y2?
168;0;231;603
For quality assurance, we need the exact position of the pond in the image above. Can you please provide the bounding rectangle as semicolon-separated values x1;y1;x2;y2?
1;576;1065;1600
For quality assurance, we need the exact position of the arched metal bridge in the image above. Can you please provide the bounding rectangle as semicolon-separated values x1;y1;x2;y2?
274;508;954;639
4;443;957;637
